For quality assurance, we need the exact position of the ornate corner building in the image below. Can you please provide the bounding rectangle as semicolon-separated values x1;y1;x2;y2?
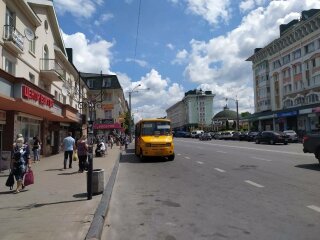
247;9;320;133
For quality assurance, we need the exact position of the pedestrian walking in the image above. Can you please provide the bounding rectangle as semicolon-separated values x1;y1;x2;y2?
11;134;31;193
109;136;114;149
32;135;41;163
61;132;75;169
77;135;88;173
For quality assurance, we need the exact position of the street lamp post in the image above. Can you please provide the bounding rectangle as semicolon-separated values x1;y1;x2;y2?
78;71;104;200
128;85;149;141
226;97;240;131
128;84;141;142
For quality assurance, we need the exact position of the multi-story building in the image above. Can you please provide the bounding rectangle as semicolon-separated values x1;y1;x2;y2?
166;89;215;131
0;0;90;165
79;72;128;140
247;9;320;133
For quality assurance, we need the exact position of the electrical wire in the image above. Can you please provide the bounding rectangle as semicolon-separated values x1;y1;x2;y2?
133;0;142;63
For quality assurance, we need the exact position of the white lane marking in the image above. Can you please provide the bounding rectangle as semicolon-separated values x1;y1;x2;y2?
177;153;181;156
216;150;227;154
177;139;310;157
307;205;320;213
185;156;190;159
245;180;264;188
196;161;204;164
214;168;226;172
251;156;272;162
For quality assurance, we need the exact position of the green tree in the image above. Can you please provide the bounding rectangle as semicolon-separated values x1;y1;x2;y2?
241;112;251;118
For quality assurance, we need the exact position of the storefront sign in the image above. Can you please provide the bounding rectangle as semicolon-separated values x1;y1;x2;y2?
93;122;121;129
276;111;297;118
312;107;320;113
102;104;114;110
299;108;312;115
22;85;54;108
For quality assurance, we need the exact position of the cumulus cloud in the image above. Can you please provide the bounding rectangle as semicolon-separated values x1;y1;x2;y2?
183;0;320;113
62;31;114;73
172;49;189;65
186;0;231;26
239;0;268;13
53;0;96;18
120;69;185;121
94;13;114;26
167;43;175;50
125;58;148;67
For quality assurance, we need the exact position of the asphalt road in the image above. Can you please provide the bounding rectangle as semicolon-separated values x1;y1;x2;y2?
102;138;320;240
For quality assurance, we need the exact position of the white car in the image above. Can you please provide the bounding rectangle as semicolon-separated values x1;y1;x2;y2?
283;130;298;142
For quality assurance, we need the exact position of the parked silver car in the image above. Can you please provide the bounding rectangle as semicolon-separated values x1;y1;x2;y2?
283;130;298;142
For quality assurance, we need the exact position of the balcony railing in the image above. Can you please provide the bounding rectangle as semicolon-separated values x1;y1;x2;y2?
40;58;66;80
3;25;24;51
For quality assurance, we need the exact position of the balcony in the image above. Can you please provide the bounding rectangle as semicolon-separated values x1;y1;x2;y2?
39;58;65;83
2;25;24;54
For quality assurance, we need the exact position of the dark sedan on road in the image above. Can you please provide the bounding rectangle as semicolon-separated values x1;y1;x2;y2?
255;131;288;145
199;133;212;141
246;131;260;142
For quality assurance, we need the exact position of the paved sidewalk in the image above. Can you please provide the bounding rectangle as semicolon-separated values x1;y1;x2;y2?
0;145;121;240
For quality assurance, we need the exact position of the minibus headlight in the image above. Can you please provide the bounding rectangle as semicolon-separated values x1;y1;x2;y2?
166;143;171;147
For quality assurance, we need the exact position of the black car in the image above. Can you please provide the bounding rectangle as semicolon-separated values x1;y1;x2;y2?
246;131;260;142
255;131;288;145
199;133;212;141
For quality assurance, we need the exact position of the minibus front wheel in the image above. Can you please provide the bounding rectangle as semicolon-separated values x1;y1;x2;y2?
139;149;145;161
168;153;175;161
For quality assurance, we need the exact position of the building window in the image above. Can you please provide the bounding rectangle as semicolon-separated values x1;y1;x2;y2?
87;79;94;88
102;78;111;88
307;94;319;104
284;99;293;108
282;54;290;65
29;73;35;83
294;96;304;105
104;110;112;119
5;7;15;38
293;49;301;59
29;39;35;54
273;60;281;69
44;20;48;32
304;42;315;54
311;74;320;86
105;92;112;101
293;64;302;75
4;58;15;74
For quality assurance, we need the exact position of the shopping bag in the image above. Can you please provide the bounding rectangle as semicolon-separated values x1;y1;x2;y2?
24;169;34;186
72;151;78;161
6;171;15;190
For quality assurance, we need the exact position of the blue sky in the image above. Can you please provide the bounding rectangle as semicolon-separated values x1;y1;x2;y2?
54;0;320;120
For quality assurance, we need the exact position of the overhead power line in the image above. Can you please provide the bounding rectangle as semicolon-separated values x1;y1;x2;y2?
133;0;142;63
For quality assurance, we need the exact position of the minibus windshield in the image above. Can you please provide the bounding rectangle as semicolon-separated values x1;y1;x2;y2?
141;121;171;136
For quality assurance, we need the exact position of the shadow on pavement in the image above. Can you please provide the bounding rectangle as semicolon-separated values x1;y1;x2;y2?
44;168;64;171
120;154;169;164
17;198;87;210
0;190;15;195
295;163;320;171
125;149;135;154
58;171;80;175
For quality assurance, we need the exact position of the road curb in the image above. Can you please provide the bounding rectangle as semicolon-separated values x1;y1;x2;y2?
85;151;121;240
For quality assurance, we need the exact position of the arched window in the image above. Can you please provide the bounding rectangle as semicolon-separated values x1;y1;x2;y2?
283;99;293;108
294;96;305;105
306;94;319;104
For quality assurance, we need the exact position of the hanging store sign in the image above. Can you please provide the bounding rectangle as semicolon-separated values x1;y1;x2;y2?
276;111;297;118
93;122;121;129
102;104;114;110
22;85;54;108
312;107;320;113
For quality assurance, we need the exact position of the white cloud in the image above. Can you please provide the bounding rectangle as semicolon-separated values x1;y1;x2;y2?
172;49;189;65
53;0;96;18
167;43;175;50
125;58;148;67
120;69;185;121
183;0;320;114
94;13;114;26
62;31;114;73
186;0;231;26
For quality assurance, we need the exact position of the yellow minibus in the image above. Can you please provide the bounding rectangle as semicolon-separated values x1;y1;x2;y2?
135;118;175;161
